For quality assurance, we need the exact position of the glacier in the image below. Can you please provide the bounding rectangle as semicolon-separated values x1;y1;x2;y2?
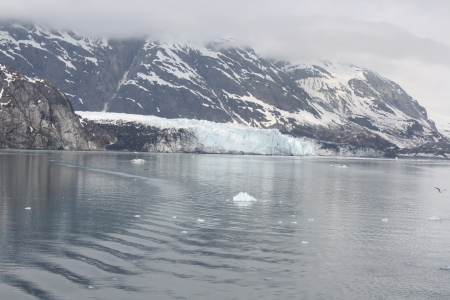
77;111;317;156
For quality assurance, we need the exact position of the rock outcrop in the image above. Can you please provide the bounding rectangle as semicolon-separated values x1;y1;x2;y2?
0;63;116;150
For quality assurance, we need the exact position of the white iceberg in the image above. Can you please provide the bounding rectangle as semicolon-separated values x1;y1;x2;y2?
428;216;441;221
25;207;31;210
197;218;205;223
233;192;257;202
330;164;348;168
134;215;140;218
130;159;146;163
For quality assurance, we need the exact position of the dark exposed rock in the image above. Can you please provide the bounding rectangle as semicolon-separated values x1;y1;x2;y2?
0;63;116;150
100;122;204;153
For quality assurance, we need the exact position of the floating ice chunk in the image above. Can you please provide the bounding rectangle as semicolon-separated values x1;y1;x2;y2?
382;218;388;222
130;159;146;163
264;277;271;281
181;231;187;234
233;192;257;202
135;215;140;218
291;221;297;224
173;216;177;218
25;207;31;210
330;164;348;168
197;218;205;223
278;221;283;224
302;241;309;244
88;285;96;289
428;216;441;221
308;219;314;221
440;266;450;270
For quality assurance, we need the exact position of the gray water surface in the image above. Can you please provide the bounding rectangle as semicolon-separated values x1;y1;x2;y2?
1;150;450;299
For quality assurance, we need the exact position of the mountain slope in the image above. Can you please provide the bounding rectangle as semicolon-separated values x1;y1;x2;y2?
278;61;443;148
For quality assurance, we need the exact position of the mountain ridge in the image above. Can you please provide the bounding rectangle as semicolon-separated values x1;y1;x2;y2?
0;21;447;155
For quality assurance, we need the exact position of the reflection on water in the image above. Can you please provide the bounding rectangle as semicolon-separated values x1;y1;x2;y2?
1;150;450;299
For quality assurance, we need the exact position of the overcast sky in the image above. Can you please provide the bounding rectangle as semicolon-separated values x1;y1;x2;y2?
2;0;450;126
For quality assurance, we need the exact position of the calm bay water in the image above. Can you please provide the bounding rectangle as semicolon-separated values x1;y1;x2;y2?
1;150;450;299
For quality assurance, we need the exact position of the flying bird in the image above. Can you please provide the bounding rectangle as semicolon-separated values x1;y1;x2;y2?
435;187;446;193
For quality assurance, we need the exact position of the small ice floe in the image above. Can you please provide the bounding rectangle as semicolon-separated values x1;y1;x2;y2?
308;219;314;221
291;221;298;224
134;215;140;218
172;216;177;219
25;207;31;210
132;260;138;263
440;266;450;270
88;285;96;289
278;221;283;224
233;192;257;207
111;277;118;281
428;216;441;222
264;277;271;281
233;192;257;202
302;241;309;244
330;164;348;168
382;218;388;222
181;231;187;234
197;218;205;223
130;159;146;163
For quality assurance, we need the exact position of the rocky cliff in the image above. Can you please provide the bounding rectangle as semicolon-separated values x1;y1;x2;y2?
0;63;116;150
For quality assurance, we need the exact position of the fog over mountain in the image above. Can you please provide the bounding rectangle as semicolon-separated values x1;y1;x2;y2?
1;0;450;128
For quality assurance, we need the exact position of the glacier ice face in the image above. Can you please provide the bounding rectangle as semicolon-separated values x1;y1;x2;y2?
77;111;317;156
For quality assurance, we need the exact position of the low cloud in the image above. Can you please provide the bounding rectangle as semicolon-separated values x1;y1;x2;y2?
2;0;450;125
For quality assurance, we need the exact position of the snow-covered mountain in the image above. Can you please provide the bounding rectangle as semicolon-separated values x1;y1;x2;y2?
0;21;447;155
278;61;442;148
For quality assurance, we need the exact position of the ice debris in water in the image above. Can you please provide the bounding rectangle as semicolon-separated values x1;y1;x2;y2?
264;277;271;281
382;218;388;222
197;218;205;223
302;241;309;244
233;192;257;202
130;159;146;163
173;216;177;218
428;216;441;221
88;285;96;289
25;207;31;210
291;221;298;224
181;231;187;234
330;164;348;168
278;221;283;224
308;219;314;221
440;266;450;270
135;215;140;218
